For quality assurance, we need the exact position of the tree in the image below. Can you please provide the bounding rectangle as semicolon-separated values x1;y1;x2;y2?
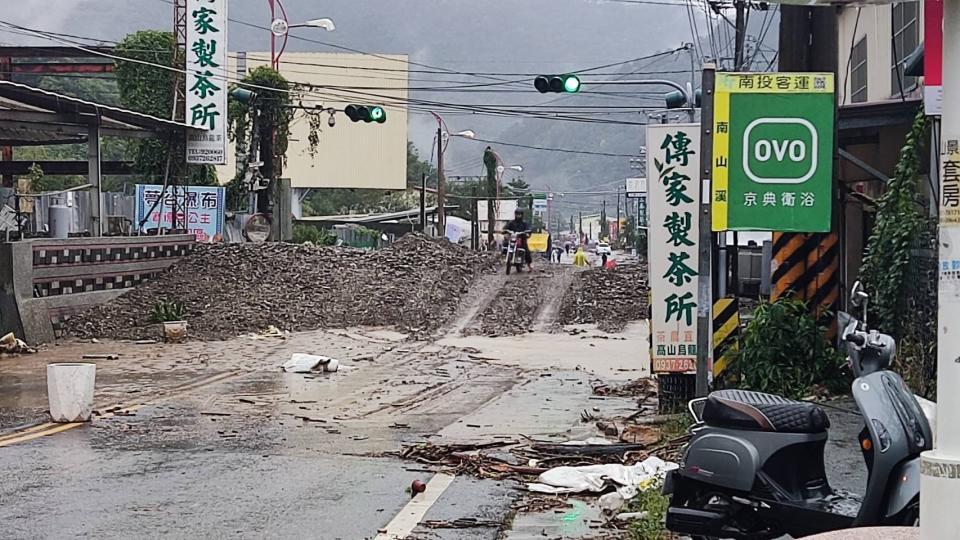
600;202;609;239
114;30;215;186
407;142;436;188
227;66;328;212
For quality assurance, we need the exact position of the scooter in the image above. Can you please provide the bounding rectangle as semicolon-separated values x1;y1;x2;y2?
663;283;932;539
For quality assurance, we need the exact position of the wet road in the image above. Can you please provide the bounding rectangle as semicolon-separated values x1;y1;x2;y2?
0;290;650;540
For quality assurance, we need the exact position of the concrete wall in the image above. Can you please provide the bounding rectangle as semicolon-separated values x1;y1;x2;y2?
0;235;195;343
838;4;925;106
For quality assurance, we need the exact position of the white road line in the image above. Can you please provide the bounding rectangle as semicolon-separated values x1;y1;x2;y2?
374;472;456;540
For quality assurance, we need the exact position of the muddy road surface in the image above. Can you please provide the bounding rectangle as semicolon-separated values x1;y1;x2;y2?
0;255;661;539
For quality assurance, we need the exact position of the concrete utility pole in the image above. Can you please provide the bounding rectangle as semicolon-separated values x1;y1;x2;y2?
696;64;716;397
733;1;747;70
419;172;426;233
436;125;446;235
922;1;960;536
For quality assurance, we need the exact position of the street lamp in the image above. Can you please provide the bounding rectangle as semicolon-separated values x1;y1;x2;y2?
267;0;335;69
431;112;475;235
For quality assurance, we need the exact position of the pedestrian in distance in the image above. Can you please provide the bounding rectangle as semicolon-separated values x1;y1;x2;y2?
573;246;588;267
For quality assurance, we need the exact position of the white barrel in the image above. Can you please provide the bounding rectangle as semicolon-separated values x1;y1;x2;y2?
48;205;71;239
46;363;96;422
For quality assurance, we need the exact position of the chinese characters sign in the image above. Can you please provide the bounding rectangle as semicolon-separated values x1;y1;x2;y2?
186;0;227;164
135;185;225;242
647;124;700;373
711;72;834;232
942;138;960;226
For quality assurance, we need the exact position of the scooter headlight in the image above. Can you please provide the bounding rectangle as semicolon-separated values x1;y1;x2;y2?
872;419;892;453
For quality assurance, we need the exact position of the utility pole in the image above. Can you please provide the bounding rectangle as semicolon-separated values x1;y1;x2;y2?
733;1;747;70
616;188;622;242
419;172;427;233
695;64;716;397
436;126;446;236
922;1;960;535
483;147;497;246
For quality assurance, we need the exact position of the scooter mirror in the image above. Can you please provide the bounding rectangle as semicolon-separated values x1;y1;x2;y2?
850;281;868;307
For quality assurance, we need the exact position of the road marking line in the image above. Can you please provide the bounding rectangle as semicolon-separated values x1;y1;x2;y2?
0;370;243;448
374;472;456;540
0;422;84;447
0;422;56;443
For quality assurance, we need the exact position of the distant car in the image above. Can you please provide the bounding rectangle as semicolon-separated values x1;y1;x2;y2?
595;242;612;256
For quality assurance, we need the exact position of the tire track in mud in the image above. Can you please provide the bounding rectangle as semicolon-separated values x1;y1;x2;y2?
465;266;573;337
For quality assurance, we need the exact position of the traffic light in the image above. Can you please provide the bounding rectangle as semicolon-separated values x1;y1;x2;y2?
665;89;702;109
534;74;581;94
229;87;257;104
344;104;387;123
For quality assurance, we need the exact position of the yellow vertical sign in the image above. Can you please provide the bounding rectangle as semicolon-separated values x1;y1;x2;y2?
712;83;731;231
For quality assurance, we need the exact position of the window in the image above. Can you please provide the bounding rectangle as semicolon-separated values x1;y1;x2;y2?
851;37;868;103
891;2;919;96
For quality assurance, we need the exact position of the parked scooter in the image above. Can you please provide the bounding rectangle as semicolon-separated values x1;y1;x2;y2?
664;283;932;539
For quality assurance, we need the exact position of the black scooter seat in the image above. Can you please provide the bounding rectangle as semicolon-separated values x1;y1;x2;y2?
702;389;830;434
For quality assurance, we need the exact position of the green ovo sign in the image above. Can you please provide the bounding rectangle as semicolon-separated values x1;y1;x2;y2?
712;73;834;232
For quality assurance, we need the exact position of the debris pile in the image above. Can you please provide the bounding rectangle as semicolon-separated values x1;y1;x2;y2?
65;235;497;341
560;262;649;332
465;267;563;336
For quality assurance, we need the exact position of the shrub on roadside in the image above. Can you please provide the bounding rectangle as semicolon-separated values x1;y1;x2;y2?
726;297;844;399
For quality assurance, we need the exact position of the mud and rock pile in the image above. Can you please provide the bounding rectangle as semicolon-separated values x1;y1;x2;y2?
66;235;497;341
560;262;649;332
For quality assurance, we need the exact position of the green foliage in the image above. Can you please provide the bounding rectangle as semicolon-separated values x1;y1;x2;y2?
149;300;185;323
292;224;336;245
624;482;670;540
858;108;937;397
115;31;215;185
728;297;844;399
859;108;933;337
300;143;432;217
407;142;436;188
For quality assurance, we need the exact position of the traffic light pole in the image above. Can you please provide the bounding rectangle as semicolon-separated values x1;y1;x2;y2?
586;79;696;122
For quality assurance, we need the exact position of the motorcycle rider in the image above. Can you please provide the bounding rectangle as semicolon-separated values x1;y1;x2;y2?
504;208;533;271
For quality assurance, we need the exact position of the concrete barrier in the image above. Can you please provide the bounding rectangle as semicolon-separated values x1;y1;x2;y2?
0;235;195;343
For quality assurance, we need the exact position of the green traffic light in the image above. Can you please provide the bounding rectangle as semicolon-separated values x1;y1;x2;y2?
369;106;386;123
562;74;581;93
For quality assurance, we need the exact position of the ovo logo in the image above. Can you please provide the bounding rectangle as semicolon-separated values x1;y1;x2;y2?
742;118;818;184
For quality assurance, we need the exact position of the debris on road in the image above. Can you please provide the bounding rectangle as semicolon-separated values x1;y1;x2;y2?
282;353;334;373
411;479;426;495
81;353;120;360
526;456;678;497
591;377;656;398
0;332;35;354
560;262;649;332
423;517;500;529
65;234;498;341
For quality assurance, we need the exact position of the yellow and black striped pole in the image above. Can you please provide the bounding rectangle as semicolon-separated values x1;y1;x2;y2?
771;231;840;338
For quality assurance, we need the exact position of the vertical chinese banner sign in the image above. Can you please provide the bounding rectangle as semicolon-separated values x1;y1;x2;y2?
647;124;701;373
711;73;834;232
186;0;228;164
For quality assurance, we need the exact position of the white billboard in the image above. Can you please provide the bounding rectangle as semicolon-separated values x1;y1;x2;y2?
216;52;408;190
647;124;701;374
625;177;647;198
185;0;228;165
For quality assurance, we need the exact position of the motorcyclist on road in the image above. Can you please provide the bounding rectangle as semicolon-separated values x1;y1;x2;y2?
504;208;533;271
